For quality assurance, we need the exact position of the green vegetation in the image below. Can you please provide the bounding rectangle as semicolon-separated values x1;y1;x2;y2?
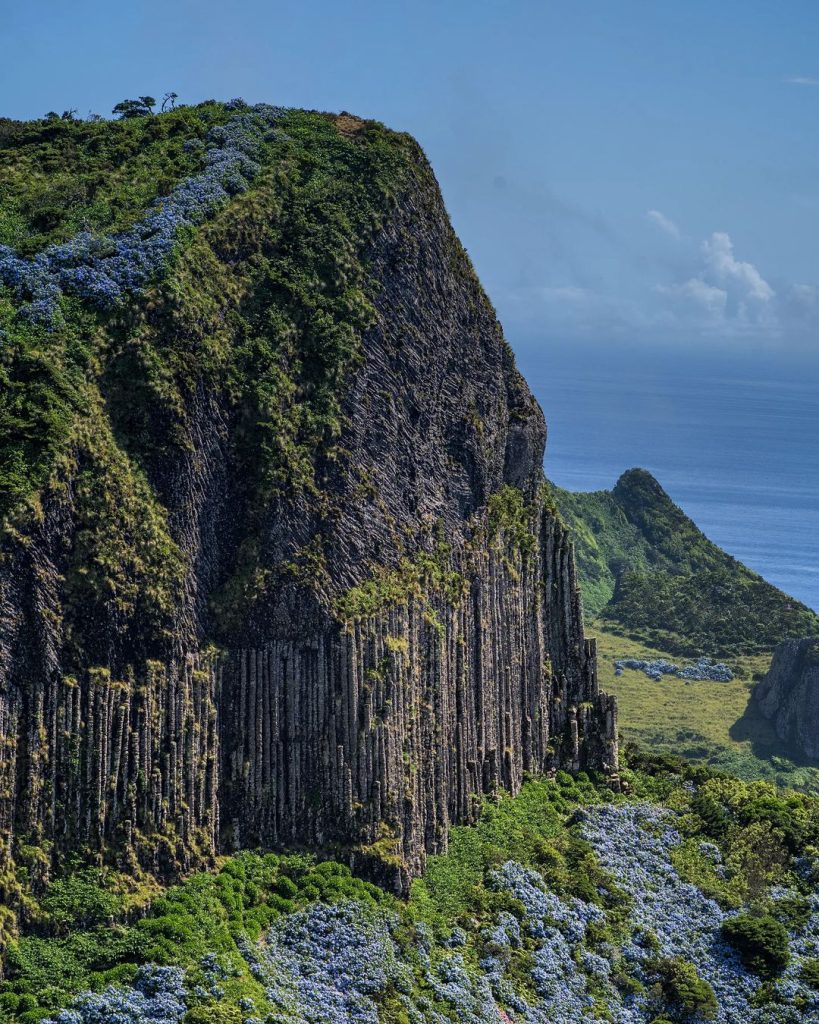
1;102;425;649
594;626;819;795
486;484;538;555
0;852;392;1021
649;957;717;1020
721;914;790;976
1;751;818;1020
410;770;622;929
0;103;229;254
334;485;543;622
552;468;819;656
334;530;466;621
626;747;819;888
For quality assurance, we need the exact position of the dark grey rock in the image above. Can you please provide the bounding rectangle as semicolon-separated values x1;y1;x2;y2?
755;637;819;760
0;139;617;891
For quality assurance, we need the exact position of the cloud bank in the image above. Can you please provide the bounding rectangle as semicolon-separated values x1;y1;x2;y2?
506;212;818;345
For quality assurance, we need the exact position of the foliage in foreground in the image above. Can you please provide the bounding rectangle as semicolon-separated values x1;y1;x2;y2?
1;752;818;1022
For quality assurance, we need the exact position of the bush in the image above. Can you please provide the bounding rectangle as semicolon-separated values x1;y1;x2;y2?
799;957;819;989
721;914;790;975
653;957;717;1020
39;871;122;932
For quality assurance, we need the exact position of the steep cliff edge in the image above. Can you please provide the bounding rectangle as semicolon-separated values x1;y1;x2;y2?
755;638;819;761
0;102;616;899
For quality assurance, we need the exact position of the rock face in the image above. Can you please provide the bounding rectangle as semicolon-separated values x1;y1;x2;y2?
0;105;616;893
755;638;819;760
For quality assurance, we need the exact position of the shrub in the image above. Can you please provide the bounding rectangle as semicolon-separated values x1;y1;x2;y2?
721;914;790;976
653;957;718;1020
799;957;819;989
39;871;122;932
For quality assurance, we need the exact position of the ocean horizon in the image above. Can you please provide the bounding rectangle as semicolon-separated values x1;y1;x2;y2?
518;341;819;614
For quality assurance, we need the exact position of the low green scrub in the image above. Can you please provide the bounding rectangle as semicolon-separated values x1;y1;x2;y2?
649;956;718;1021
552;469;819;656
0;104;229;255
0;852;391;1021
721;914;790;976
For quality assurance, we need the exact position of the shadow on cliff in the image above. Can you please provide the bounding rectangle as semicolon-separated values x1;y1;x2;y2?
729;687;819;768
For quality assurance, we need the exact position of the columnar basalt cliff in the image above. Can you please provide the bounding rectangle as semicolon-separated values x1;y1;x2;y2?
755;637;819;761
0;102;616;897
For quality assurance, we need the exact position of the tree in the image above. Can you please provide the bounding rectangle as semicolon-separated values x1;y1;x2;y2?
652;957;718;1020
161;91;178;112
112;96;156;119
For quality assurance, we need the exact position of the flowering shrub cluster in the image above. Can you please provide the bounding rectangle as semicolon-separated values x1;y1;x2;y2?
769;887;819;1012
0;104;282;327
579;802;817;1023
43;966;187;1024
614;656;733;682
245;900;413;1023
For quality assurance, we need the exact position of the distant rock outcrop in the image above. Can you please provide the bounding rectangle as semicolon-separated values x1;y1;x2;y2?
755;638;819;760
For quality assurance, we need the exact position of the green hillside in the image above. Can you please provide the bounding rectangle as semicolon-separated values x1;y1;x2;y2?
593;626;819;794
552;468;819;657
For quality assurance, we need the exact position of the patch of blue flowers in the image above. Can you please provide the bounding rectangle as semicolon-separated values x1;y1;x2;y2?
769;887;819;1013
614;656;733;682
245;900;414;1024
44;965;187;1024
0;104;283;329
579;803;812;1023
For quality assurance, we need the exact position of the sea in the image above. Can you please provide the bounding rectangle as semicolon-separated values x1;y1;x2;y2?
516;341;819;613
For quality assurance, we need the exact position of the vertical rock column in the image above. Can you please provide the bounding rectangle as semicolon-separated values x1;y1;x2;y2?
219;503;618;883
0;653;220;872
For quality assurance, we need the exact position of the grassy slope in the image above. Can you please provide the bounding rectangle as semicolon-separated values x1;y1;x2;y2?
552;468;819;657
592;625;819;794
555;468;819;784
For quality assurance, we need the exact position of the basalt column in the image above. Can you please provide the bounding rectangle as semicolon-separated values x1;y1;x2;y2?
219;503;618;884
0;654;220;874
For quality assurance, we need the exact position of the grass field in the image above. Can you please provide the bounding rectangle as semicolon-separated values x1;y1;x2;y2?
590;622;819;795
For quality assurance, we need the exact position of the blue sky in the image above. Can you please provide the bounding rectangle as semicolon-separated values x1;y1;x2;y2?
4;0;819;356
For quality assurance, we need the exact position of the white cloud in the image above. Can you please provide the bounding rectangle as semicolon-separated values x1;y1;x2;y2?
702;232;774;304
653;232;778;335
647;209;680;238
658;279;727;319
790;283;819;306
785;75;819;86
505;203;819;345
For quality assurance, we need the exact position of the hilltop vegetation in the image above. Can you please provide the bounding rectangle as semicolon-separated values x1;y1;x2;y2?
552;468;819;657
0;98;416;645
1;754;818;1022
